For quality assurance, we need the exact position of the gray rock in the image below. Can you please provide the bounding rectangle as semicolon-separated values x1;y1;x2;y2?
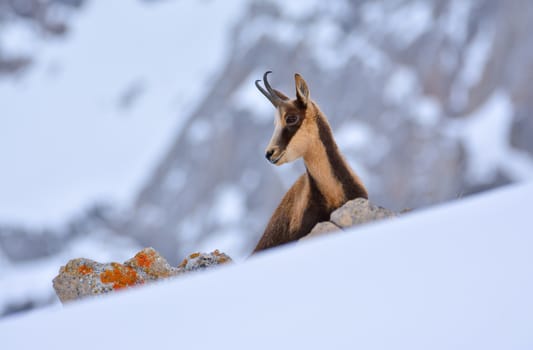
300;222;342;241
52;248;232;303
177;249;232;272
52;258;116;303
330;198;397;229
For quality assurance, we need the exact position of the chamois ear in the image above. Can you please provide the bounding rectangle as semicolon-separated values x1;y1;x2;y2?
272;89;290;101
294;73;309;108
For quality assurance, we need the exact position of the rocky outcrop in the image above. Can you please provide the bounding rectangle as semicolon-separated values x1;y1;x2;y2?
300;222;343;241
52;248;231;303
302;198;397;241
330;198;397;228
53;199;394;303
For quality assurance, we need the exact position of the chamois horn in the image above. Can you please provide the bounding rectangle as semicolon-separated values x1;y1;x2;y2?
255;71;283;107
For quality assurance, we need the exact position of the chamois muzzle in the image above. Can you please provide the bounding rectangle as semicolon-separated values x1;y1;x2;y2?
265;148;283;164
265;149;275;161
255;71;283;108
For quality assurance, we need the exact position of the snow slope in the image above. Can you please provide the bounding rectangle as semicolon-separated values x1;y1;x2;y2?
0;0;247;227
1;182;531;349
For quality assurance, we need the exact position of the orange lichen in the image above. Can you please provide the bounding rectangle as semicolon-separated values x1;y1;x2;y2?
178;258;188;268
100;263;139;290
78;265;94;275
134;250;156;268
213;249;221;256
189;252;200;259
217;256;230;264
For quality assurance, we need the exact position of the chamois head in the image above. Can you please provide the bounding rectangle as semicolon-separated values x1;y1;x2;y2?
255;71;320;166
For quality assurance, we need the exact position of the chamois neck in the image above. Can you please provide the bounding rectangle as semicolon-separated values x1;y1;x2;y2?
303;114;368;205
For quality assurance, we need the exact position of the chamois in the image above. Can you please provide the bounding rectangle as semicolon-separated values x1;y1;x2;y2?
252;71;368;253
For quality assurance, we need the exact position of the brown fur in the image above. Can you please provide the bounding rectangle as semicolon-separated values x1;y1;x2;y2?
252;73;368;253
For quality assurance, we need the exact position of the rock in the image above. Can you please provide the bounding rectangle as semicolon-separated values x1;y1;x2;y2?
300;222;342;241
125;248;178;280
177;250;232;272
301;199;397;242
330;198;397;229
52;248;232;303
52;258;145;303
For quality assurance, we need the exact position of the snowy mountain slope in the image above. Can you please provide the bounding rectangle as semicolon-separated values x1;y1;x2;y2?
0;0;248;318
0;0;247;227
3;0;533;319
1;182;532;349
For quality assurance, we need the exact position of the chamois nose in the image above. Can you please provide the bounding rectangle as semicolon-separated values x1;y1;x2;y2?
265;149;275;161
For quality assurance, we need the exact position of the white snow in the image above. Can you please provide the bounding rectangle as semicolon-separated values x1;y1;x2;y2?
240;1;389;72
502;149;533;181
385;66;441;126
308;18;347;70
387;1;433;47
360;1;386;25
344;32;390;71
136;203;165;227
450;22;494;110
0;21;39;58
162;168;187;193
187;119;213;145
335;121;388;173
412;95;441;126
209;185;246;226
0;0;247;227
461;91;513;182
439;0;473;46
361;1;433;48
385;66;418;104
197;227;248;262
239;168;261;191
334;121;372;151
0;182;532;349
181;186;250;259
270;0;321;20
232;70;274;123
452;91;533;183
238;15;303;51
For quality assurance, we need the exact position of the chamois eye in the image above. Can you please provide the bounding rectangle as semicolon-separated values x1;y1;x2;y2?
285;115;298;125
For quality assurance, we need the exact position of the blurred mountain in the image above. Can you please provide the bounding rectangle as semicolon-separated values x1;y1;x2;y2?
0;0;245;316
121;0;533;262
1;0;533;316
0;0;84;74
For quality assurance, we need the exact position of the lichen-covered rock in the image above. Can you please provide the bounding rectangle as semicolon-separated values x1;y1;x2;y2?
177;250;232;272
53;248;231;303
124;248;179;280
300;222;342;241
330;198;397;228
52;258;146;303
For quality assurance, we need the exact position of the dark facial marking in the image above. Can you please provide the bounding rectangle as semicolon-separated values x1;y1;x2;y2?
295;98;307;109
276;105;305;152
285;114;298;125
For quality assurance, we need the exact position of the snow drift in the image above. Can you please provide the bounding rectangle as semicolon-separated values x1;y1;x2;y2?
0;182;531;349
